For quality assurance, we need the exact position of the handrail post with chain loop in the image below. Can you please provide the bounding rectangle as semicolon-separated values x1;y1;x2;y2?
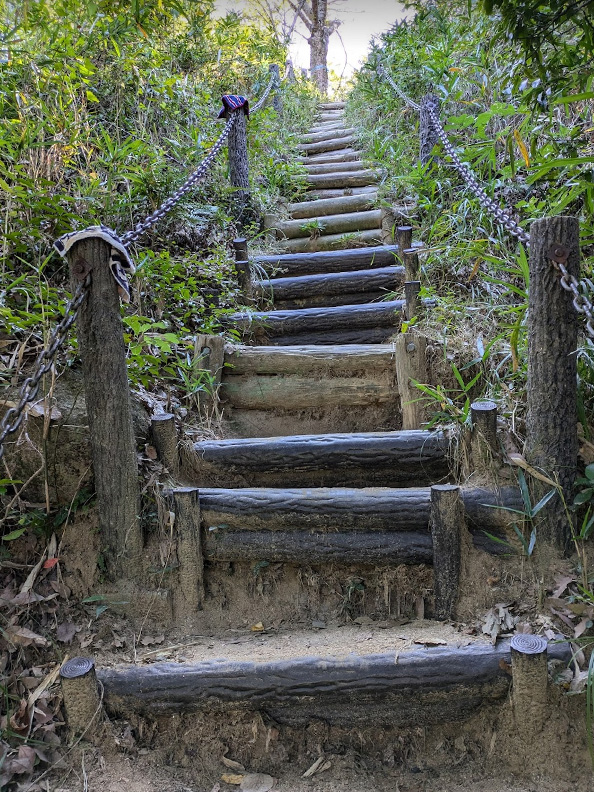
67;237;143;580
269;64;282;115
525;216;579;554
226;106;255;226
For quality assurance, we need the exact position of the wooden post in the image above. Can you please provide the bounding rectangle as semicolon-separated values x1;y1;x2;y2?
420;94;440;167
170;487;203;619
286;59;296;84
227;108;250;222
510;634;549;733
194;334;225;416
395;332;428;429
397;225;413;256
526;216;579;552
430;485;463;620
60;657;104;742
233;237;253;303
470;399;498;473
150;414;178;476
381;207;398;244
269;63;282;114
67;238;142;580
405;281;421;322
403;248;420;281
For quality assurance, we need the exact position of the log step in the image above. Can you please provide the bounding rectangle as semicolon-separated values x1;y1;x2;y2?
223;343;398;375
223;299;404;338
287;192;377;219
307;123;347;135
278;228;383;253
273;209;382;240
302;127;356;144
186;428;450;488
254;245;401;277
255;265;404;305
300;136;356;155
98;634;571;726
305;169;380;189
297;149;360;164
319;101;346;110
304;160;370;175
308;186;379;199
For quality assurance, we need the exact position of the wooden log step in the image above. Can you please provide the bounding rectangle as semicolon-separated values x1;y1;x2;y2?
224;300;404;337
269;328;399;345
98;637;571;726
271;291;388;310
305;170;379;189
278;229;383;253
254;245;401;277
319;101;346;110
223;344;397;375
205;527;433;565
300;136;356;155
302;128;355;144
318;112;344;122
255;266;404;302
274;210;382;240
304;161;370;175
297;149;359;164
307;123;347;135
187;429;450;488
221;374;394;410
288;193;377;219
199;486;522;534
308;186;378;199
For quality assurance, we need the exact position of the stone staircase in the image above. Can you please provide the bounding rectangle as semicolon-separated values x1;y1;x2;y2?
98;101;570;778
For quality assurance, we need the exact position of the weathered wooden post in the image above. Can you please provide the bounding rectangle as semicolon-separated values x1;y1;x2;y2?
67;239;142;579
286;59;296;84
430;484;463;620
194;334;225;416
170;487;203;620
395;332;428;429
420;94;440;167
150;413;178;476
403;248;420;282
470;399;499;475
269;63;282;114
396;225;413;256
525;216;579;552
60;657;104;742
510;634;549;733
405;281;421;322
380;207;398;244
226;106;250;221
233;237;253;303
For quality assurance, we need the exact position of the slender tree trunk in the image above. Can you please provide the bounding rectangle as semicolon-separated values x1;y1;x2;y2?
309;0;329;96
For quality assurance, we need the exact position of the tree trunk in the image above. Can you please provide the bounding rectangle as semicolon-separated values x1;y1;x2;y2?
310;0;330;96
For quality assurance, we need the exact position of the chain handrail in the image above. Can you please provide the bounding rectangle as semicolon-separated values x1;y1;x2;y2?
377;62;594;340
0;279;89;461
0;72;280;460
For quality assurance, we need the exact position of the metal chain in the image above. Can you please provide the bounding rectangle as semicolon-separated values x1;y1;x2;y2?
251;72;276;114
552;259;594;339
0;74;280;459
0;279;89;461
378;63;594;339
121;113;238;246
376;64;421;111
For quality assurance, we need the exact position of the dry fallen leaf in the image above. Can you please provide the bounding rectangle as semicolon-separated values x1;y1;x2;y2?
250;623;264;632
56;622;77;644
302;757;325;778
221;773;244;785
5;625;48;648
239;773;275;792
222;757;246;772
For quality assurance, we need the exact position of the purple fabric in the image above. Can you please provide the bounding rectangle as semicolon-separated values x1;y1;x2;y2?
218;94;250;119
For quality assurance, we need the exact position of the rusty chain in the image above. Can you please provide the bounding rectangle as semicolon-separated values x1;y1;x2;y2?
0;279;89;461
378;63;594;340
0;73;280;460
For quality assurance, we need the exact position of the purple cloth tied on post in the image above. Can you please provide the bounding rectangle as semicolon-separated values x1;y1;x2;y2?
218;95;250;119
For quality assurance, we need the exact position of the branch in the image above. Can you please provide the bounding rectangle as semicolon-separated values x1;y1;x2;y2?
288;0;313;29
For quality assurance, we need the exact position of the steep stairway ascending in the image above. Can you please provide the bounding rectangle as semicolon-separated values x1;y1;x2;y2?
100;101;541;761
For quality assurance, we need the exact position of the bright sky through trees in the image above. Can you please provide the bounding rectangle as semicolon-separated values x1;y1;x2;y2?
213;1;409;76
